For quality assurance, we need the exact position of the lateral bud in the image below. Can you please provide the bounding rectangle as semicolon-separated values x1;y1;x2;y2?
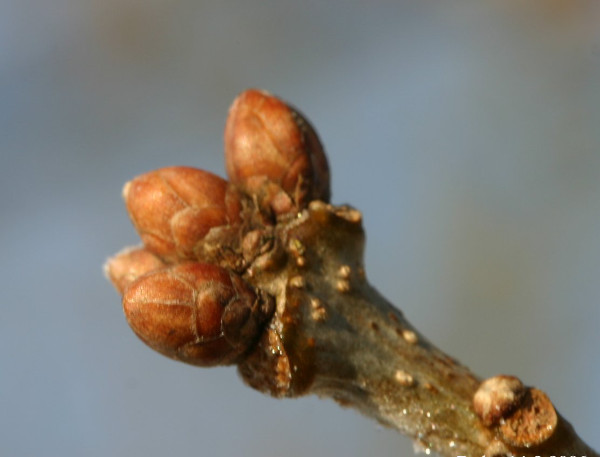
123;166;243;261
104;246;165;294
122;263;274;366
473;375;525;426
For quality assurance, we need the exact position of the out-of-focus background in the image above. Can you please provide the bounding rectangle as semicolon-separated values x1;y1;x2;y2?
1;1;599;455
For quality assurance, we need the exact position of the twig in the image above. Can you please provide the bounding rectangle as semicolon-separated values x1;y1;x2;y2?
238;200;598;457
105;89;598;457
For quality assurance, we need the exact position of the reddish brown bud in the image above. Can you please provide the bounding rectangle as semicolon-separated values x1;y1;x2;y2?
123;166;242;261
122;263;274;366
224;89;330;213
104;246;165;294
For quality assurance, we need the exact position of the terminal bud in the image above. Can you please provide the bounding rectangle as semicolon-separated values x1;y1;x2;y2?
224;89;330;214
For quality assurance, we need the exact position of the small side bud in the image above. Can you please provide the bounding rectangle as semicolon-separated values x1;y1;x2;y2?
224;89;330;213
123;167;242;261
122;263;274;366
104;246;165;294
473;375;525;426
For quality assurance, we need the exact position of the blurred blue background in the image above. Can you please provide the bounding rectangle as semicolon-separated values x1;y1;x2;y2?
1;1;599;455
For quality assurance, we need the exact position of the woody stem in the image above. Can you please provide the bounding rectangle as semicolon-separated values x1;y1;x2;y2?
238;202;598;457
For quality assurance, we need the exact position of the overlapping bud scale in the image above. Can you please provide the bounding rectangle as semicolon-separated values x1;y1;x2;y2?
123;166;242;261
122;262;272;366
224;89;330;214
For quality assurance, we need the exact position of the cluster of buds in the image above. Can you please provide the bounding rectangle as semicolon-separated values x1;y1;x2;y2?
105;89;330;366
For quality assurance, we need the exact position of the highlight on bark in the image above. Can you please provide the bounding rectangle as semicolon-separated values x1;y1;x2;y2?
105;89;598;457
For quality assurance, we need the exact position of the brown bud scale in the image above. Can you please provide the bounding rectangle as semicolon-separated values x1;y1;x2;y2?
123;166;242;261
